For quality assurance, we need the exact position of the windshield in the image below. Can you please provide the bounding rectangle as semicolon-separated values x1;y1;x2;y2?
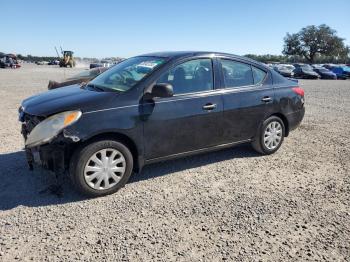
89;56;165;92
284;65;294;70
301;65;313;72
277;66;289;71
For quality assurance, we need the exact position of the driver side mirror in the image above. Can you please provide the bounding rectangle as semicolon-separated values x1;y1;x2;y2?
151;83;174;98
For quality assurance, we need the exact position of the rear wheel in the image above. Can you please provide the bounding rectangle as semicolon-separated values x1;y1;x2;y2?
251;116;285;154
70;140;133;197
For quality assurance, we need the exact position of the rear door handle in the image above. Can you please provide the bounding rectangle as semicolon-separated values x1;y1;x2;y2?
261;96;272;103
202;103;217;110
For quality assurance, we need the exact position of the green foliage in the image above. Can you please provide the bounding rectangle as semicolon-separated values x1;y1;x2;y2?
20;54;59;62
244;54;288;63
283;24;350;63
244;54;350;64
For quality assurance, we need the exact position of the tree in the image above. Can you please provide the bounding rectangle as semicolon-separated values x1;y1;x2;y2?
244;54;287;63
283;24;349;63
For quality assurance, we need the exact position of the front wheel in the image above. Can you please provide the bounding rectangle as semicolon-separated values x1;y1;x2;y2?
70;140;133;197
251;116;285;154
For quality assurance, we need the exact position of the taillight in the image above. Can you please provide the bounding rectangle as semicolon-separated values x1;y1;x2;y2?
292;87;304;97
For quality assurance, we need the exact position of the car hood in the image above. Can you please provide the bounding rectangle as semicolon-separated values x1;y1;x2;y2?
22;84;116;116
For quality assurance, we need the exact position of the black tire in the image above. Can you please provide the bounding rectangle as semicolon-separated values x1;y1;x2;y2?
69;140;133;197
251;116;285;155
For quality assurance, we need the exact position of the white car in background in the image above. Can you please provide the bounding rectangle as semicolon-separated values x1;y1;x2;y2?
280;64;295;71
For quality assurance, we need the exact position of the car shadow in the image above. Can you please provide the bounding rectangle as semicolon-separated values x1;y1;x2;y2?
130;144;260;183
0;150;85;211
0;144;260;210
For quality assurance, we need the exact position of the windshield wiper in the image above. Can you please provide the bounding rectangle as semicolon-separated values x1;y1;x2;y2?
82;83;123;93
85;83;106;92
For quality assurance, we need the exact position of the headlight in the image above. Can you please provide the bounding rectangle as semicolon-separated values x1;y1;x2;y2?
26;110;82;148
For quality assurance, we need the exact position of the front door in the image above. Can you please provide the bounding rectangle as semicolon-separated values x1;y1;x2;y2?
142;58;223;160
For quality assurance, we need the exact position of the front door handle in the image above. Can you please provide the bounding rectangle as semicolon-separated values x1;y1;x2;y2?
261;96;272;103
202;103;217;110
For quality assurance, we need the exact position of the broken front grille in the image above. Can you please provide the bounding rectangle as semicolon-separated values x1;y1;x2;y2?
19;108;45;139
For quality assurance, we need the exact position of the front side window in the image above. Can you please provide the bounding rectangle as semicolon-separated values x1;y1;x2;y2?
157;59;213;95
220;59;253;88
89;56;165;92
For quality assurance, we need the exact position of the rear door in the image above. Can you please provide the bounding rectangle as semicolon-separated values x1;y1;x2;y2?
142;58;223;160
218;58;274;142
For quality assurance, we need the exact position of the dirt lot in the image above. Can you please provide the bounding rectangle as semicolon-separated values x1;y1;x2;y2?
0;64;349;261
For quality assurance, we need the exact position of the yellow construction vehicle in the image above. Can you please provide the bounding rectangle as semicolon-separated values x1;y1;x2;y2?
59;50;75;68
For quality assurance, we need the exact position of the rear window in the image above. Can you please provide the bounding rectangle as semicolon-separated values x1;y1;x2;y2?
220;59;253;88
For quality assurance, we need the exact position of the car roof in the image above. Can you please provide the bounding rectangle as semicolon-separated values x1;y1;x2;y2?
138;51;267;67
141;51;250;60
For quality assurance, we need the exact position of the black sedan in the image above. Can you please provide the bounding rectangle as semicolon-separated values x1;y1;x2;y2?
313;67;337;79
19;51;305;197
273;65;294;77
293;64;320;79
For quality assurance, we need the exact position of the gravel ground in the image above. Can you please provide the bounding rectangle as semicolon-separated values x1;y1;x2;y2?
0;64;349;261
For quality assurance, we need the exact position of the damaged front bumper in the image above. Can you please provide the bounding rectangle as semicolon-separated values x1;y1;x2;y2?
19;108;82;173
24;132;78;173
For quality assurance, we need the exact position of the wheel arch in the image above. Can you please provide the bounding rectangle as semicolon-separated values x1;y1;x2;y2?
69;132;140;171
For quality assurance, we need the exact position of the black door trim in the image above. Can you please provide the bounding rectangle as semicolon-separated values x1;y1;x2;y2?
145;139;252;164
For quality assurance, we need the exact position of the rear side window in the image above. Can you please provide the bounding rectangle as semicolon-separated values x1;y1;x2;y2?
252;66;267;85
220;59;253;88
157;59;213;95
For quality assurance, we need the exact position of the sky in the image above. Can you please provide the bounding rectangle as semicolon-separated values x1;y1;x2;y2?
1;0;349;58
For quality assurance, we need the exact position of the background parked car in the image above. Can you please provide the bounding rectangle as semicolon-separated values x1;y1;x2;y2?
48;67;108;90
324;65;349;79
281;64;295;71
273;65;294;77
35;61;49;65
48;60;60;65
312;67;337;79
340;66;350;76
89;59;119;69
0;54;21;69
293;64;320;79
